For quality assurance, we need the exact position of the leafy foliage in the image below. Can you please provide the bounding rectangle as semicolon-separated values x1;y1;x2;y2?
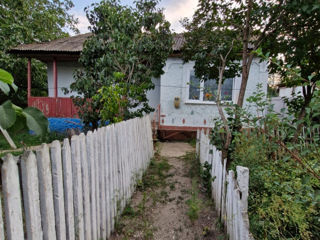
68;0;172;129
0;0;78;106
199;161;212;197
212;84;320;239
0;68;49;148
262;0;320;114
181;0;285;108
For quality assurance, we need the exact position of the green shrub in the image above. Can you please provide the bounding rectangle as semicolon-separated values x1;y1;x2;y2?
211;84;320;239
231;132;320;240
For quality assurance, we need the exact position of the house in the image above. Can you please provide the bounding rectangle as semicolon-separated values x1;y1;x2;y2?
10;33;268;137
270;85;303;114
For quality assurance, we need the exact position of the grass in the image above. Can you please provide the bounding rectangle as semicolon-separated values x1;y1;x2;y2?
186;179;203;222
0;130;66;157
188;138;197;148
112;143;172;239
180;151;204;222
136;156;171;191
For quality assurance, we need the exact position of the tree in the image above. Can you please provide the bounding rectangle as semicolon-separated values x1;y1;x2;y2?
262;1;320;126
0;0;78;106
182;0;285;108
69;0;172;129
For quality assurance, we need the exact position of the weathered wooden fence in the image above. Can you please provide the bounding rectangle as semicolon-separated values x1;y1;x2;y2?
0;115;153;240
197;129;252;240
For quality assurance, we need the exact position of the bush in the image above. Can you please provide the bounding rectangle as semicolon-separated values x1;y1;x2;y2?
211;84;320;239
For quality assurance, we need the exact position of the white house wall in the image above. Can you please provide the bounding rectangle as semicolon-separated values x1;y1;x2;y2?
159;58;268;128
47;62;81;98
45;58;268;129
146;78;160;111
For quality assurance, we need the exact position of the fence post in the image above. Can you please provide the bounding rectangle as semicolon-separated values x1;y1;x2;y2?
2;154;24;240
98;128;107;238
51;140;67;240
21;151;43;239
71;135;85;240
62;138;75;240
104;126;112;238
0;192;4;240
37;144;57;240
87;131;98;240
93;130;101;238
80;133;92;239
237;166;250;240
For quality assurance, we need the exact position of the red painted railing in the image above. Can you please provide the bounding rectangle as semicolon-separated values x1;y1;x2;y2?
28;97;78;118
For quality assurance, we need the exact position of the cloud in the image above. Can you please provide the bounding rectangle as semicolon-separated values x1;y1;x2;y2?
70;0;199;35
73;13;90;34
161;0;198;33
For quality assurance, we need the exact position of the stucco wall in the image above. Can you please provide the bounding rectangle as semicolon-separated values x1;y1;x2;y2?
159;58;268;128
47;62;81;97
47;62;161;109
147;78;160;110
46;58;268;128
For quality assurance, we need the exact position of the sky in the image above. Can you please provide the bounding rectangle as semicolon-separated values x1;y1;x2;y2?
70;0;199;34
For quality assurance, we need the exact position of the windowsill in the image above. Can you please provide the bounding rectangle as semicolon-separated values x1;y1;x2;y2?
185;100;233;105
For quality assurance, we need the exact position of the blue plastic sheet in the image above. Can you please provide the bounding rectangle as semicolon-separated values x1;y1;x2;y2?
48;118;84;133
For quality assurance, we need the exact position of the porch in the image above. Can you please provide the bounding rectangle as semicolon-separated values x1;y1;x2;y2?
26;58;78;118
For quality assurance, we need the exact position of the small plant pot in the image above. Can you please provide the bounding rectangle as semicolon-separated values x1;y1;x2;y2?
174;97;180;108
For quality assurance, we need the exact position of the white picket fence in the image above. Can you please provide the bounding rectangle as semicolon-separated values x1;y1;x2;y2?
0;115;153;240
197;129;252;240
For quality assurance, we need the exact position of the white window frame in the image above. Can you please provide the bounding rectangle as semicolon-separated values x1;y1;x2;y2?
185;68;234;105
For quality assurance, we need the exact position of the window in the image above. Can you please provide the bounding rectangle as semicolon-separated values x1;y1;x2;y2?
187;70;233;103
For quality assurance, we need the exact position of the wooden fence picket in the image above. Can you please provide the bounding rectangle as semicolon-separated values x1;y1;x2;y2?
71;135;85;240
79;133;92;239
37;144;57;240
104;126;112;238
0;192;4;240
198;131;251;240
62;138;75;240
21;151;43;240
0;116;153;240
98;128;107;238
110;124;117;231
87;131;98;240
93;129;101;239
2;155;24;240
50;140;67;240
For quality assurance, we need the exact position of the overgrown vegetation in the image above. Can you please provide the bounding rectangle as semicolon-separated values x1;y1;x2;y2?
211;84;320;240
186;179;203;223
182;151;213;221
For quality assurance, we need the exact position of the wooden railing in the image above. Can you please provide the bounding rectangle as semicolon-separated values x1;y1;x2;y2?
28;96;78;118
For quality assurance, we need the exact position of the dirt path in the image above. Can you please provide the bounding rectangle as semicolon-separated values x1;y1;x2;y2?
110;142;225;240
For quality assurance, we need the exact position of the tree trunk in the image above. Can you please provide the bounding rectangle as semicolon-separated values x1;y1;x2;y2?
237;0;253;108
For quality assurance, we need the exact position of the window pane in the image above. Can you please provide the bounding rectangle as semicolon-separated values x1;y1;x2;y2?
221;78;233;101
189;71;200;100
203;79;217;101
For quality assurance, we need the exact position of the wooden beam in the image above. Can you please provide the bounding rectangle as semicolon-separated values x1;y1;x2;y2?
27;58;31;98
53;58;58;98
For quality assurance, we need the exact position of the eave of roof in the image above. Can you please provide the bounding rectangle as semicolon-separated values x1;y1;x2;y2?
10;33;92;54
9;33;185;58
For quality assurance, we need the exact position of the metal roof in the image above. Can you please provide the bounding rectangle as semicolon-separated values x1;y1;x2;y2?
10;33;185;55
10;33;92;53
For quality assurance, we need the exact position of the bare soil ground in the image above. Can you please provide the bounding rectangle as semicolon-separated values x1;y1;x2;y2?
110;142;225;240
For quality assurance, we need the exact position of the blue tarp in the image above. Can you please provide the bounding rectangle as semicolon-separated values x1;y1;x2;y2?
48;118;84;133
